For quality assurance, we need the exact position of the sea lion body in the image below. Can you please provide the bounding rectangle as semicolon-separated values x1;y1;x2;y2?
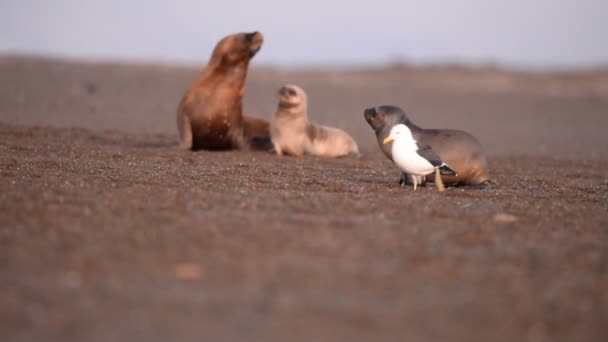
176;31;270;151
271;85;359;158
364;105;490;186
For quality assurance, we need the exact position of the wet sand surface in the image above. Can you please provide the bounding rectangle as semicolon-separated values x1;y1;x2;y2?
1;57;608;341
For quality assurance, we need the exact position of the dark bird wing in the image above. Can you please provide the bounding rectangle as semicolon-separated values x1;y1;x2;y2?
438;163;457;176
416;141;443;166
416;142;457;176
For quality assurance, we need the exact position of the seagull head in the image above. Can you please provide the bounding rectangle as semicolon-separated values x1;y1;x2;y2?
383;124;412;144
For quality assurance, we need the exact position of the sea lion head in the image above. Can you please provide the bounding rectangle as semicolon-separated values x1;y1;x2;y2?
210;31;264;67
364;105;411;133
276;84;307;115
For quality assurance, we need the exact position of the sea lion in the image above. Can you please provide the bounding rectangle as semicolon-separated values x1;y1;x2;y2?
176;31;270;151
271;84;359;158
364;105;490;187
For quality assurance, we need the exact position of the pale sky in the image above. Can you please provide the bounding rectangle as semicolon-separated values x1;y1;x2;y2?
1;0;607;69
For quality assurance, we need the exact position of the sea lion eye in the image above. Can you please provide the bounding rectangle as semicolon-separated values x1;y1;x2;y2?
288;89;296;96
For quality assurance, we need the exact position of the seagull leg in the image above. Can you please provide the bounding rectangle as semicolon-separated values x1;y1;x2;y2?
435;168;445;192
413;177;417;191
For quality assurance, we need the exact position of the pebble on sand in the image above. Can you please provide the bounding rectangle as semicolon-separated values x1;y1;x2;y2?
493;213;518;223
175;263;204;280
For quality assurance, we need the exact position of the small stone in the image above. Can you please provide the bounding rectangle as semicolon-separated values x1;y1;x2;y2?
175;263;204;281
494;213;518;223
62;271;82;289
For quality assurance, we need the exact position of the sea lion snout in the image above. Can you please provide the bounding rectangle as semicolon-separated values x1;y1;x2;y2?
241;31;263;55
244;31;260;41
364;106;385;130
279;86;297;97
240;31;263;43
364;107;378;121
276;85;304;111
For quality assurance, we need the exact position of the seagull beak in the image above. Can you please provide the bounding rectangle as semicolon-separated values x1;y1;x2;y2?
383;136;394;145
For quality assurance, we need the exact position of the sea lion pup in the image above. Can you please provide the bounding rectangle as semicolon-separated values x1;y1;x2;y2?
176;31;271;151
364;105;490;188
271;85;359;158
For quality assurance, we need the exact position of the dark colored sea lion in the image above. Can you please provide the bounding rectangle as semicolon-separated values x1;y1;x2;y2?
364;105;490;187
176;31;270;151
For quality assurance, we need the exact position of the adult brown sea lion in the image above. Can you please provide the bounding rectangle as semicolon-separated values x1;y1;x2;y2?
364;105;490;188
271;84;359;157
176;31;271;151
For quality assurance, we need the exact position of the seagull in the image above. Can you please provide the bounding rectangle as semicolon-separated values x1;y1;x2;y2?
383;124;457;191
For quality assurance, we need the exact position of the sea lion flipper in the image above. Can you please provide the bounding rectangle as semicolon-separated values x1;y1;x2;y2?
243;114;272;151
399;172;408;186
457;182;492;190
243;115;270;138
177;112;193;150
273;141;283;156
247;136;274;152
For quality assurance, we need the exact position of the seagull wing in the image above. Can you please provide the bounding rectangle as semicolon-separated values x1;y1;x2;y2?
416;142;457;175
415;142;443;167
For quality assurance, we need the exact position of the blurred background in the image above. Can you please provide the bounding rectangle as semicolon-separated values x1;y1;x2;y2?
2;0;607;69
1;0;607;158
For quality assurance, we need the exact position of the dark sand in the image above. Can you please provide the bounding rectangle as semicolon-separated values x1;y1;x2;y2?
1;56;607;342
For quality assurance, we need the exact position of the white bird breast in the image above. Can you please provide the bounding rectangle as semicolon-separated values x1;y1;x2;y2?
391;138;436;176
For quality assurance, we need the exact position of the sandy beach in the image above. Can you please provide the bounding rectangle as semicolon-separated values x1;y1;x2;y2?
1;56;607;341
